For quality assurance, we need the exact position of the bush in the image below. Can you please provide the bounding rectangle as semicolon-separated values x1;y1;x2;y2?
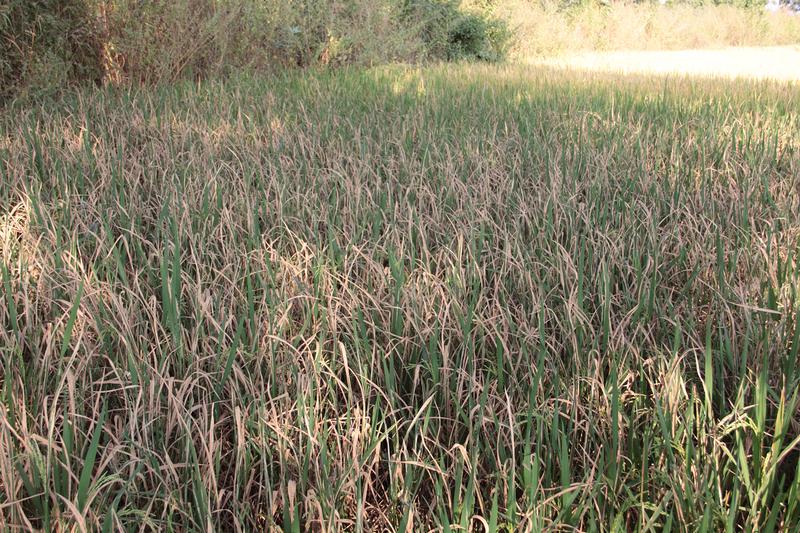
0;0;507;103
96;0;442;81
404;0;510;61
101;0;239;83
0;0;104;105
448;12;510;60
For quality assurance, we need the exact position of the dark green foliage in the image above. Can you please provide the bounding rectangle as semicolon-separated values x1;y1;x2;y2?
0;0;103;105
403;0;510;61
447;11;510;60
403;0;459;58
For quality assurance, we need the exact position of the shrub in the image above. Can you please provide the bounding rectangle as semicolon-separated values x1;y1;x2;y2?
0;0;507;102
404;0;510;61
101;0;431;82
0;0;103;105
101;0;237;83
448;11;511;60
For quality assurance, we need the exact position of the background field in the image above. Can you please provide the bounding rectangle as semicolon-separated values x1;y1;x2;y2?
4;0;800;104
533;45;800;81
497;0;800;58
2;64;800;530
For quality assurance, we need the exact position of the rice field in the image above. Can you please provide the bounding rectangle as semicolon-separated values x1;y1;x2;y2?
533;46;800;82
1;64;799;531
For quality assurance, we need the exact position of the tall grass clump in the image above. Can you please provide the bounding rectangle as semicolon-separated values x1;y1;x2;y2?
100;0;423;83
1;64;799;530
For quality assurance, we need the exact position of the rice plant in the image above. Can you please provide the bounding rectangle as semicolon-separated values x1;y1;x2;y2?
1;65;799;531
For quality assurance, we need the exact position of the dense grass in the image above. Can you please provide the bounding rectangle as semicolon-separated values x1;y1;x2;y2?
1;65;799;530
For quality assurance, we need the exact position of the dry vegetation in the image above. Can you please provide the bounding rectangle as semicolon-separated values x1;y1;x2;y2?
0;0;508;104
1;65;800;530
532;46;800;82
497;0;800;57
